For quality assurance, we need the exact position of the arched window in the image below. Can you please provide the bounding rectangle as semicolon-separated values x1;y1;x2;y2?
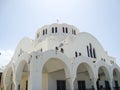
66;27;68;33
55;47;58;50
63;27;65;33
72;29;74;34
89;43;93;58
46;29;47;34
93;48;96;58
43;30;45;35
61;48;64;53
40;48;42;52
79;52;81;56
87;46;90;57
75;52;78;57
37;33;39;38
52;27;54;33
74;30;76;35
55;27;57;33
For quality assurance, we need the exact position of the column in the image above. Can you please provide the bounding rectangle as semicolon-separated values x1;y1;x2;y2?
92;78;97;90
109;79;113;90
14;81;19;90
66;77;74;90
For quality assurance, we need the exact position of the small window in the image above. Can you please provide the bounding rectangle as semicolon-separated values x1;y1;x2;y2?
93;48;96;58
55;47;58;50
74;30;76;35
43;30;45;35
55;27;57;33
52;27;54;33
79;52;81;56
72;29;74;34
75;52;78;57
66;28;68;33
40;48;42;52
46;29;47;34
63;27;65;33
37;33;39;38
89;43;93;58
87;46;90;57
61;48;64;53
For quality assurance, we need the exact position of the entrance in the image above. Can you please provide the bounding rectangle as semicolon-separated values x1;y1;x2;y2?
78;80;86;90
105;80;111;90
57;80;66;90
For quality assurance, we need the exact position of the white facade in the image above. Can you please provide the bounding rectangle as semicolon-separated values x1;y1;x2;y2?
1;23;120;90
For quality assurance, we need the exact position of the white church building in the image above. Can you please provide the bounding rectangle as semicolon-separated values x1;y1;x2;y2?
0;23;120;90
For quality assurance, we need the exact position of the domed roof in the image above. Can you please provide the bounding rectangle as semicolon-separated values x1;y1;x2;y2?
35;23;80;40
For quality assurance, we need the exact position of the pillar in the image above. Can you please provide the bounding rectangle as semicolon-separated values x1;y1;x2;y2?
66;77;74;90
14;80;19;90
109;79;113;90
92;78;97;90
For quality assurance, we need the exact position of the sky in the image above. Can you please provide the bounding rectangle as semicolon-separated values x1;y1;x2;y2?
0;0;120;68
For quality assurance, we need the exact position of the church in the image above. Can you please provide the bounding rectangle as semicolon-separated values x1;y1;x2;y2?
0;23;120;90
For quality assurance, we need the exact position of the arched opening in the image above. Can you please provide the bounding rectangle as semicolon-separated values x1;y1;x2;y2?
5;68;14;90
97;66;111;90
16;61;29;90
42;58;70;90
74;63;94;90
113;68;120;90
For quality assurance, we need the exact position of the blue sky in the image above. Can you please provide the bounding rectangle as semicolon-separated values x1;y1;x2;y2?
0;0;120;67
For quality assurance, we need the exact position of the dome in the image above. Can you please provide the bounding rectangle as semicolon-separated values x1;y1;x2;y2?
35;23;80;40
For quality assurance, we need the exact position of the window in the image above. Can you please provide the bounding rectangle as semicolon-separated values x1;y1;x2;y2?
57;80;66;90
52;27;54;33
61;48;64;53
87;43;97;59
74;30;76;35
46;29;47;34
93;48;96;58
55;47;58;50
43;30;45;35
87;46;90;57
89;43;93;58
72;29;74;34
78;81;86;90
63;27;65;33
55;27;57;33
75;52;78;57
37;33;39;38
40;48;42;52
66;28;68;33
79;52;81;56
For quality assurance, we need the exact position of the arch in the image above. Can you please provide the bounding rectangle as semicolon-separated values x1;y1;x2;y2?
96;61;111;90
15;60;29;90
111;64;120;89
15;60;28;81
111;64;120;78
40;50;71;78
4;66;14;90
40;50;71;90
96;61;111;80
73;57;96;90
73;57;96;80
